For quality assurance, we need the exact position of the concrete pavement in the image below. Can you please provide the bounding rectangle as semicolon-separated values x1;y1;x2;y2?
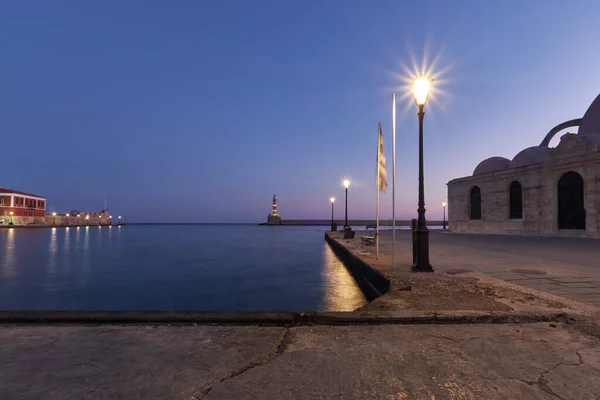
0;323;598;399
359;230;600;307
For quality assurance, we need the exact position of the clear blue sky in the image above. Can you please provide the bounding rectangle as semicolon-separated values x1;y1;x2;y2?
2;1;600;223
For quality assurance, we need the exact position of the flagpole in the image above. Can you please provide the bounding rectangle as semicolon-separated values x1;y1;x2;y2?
376;123;380;260
392;93;396;269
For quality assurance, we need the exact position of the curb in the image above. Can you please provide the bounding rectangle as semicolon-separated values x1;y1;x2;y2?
0;311;569;326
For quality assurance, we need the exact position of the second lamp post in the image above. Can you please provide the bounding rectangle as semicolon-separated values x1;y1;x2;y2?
442;201;447;230
343;179;350;228
330;197;335;231
412;76;434;272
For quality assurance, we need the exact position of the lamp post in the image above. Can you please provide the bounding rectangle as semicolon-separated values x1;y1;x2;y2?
442;202;447;230
343;179;350;228
66;213;70;226
329;197;335;231
9;211;13;225
52;212;57;225
85;214;89;225
412;75;434;272
118;216;122;225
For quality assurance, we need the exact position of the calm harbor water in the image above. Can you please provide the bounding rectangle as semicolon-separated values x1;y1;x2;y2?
0;224;367;312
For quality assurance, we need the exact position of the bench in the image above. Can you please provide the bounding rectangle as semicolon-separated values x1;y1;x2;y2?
361;236;376;245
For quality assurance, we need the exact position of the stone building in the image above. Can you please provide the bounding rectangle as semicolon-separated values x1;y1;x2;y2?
447;93;600;237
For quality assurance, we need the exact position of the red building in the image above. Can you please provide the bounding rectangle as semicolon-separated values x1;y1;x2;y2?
0;187;46;218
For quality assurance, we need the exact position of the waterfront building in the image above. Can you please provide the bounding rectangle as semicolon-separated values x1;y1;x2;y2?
267;194;282;225
447;93;600;238
0;187;46;218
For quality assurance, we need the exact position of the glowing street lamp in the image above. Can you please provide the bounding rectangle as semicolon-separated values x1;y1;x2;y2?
85;214;90;225
329;197;335;231
442;202;447;230
52;212;57;225
9;211;13;225
412;75;434;272
65;213;70;226
342;179;351;228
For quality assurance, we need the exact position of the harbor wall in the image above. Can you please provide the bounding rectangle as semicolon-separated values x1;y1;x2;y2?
276;219;446;226
1;215;115;227
324;232;390;301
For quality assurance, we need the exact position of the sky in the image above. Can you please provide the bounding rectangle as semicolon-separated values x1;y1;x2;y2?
2;1;600;223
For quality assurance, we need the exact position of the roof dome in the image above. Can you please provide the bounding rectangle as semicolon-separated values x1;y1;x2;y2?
511;146;550;168
473;156;511;176
579;94;600;135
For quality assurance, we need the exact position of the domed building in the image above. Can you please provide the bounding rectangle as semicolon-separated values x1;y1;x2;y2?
447;93;600;237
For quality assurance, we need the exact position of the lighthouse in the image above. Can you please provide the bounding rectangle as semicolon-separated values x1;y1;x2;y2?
267;194;282;225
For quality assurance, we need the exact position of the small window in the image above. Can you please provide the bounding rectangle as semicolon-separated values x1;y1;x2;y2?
470;186;481;220
509;181;523;219
0;199;4;206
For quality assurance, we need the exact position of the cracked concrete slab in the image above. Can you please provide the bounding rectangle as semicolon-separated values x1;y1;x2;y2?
205;323;600;400
0;325;284;400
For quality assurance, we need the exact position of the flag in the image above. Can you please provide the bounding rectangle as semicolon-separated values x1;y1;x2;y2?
377;122;387;192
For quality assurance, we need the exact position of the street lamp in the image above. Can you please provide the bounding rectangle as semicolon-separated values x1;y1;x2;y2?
66;213;70;226
442;202;447;230
52;212;57;225
85;214;89;225
118;216;122;225
9;211;13;225
329;197;335;231
412;75;434;272
342;179;350;228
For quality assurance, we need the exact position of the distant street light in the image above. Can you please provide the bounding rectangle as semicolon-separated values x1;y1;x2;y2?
329;197;335;231
9;211;13;225
412;75;434;272
442;202;447;230
52;212;57;225
85;214;89;225
343;179;351;228
66;213;70;226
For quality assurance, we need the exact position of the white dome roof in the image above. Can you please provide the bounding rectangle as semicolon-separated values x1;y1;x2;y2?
473;156;511;176
511;146;550;168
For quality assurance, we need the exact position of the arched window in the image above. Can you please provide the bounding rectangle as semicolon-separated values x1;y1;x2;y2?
558;171;585;230
470;186;481;220
509;181;523;219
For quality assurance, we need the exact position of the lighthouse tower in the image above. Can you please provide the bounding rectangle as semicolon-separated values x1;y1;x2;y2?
267;194;282;225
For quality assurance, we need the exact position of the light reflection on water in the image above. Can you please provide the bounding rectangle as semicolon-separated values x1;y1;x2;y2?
320;244;367;311
48;228;57;274
0;225;368;312
1;228;16;277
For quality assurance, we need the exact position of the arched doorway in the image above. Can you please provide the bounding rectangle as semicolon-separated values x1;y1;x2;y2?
558;171;585;230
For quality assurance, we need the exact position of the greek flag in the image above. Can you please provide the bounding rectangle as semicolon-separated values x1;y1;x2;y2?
377;122;387;192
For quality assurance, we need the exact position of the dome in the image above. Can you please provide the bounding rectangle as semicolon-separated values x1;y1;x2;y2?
473;156;511;176
579;94;600;135
510;146;550;168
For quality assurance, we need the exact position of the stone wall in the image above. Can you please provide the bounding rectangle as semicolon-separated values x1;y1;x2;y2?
2;213;115;226
0;215;47;226
447;133;600;238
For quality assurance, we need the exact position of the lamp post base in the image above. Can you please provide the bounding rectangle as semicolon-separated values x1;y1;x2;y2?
411;228;434;272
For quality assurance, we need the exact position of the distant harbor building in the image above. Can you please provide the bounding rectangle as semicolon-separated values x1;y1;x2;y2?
267;194;282;225
447;93;600;238
0;187;46;218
